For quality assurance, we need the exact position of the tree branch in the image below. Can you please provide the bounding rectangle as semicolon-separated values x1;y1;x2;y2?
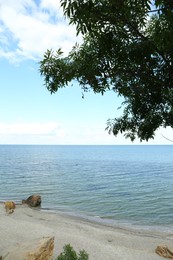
161;134;173;143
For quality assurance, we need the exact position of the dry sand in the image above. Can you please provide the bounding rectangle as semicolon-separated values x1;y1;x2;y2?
0;203;173;260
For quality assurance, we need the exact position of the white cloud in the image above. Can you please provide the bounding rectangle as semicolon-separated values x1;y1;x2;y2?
0;122;64;135
0;121;172;145
0;0;80;62
0;121;68;144
40;0;62;15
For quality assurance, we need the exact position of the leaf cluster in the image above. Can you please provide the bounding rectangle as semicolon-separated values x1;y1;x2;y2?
40;0;173;141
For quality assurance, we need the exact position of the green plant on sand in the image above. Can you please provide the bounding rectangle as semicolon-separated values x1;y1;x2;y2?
57;244;89;260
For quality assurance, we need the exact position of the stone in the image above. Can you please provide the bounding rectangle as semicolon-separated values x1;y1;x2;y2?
4;201;16;214
155;245;173;258
22;195;41;207
3;236;55;260
26;236;55;260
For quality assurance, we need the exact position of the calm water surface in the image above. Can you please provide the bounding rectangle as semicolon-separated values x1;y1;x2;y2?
0;145;173;230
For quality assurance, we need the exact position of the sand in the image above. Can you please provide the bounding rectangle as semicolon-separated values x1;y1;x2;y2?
0;203;173;260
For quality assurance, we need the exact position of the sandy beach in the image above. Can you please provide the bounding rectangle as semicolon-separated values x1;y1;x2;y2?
0;203;173;260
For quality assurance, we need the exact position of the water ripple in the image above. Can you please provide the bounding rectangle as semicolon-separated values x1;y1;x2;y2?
0;145;173;229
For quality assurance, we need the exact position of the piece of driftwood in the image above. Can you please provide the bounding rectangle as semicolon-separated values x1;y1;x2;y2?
155;245;173;259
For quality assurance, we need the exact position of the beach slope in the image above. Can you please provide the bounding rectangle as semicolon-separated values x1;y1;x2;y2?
0;204;172;260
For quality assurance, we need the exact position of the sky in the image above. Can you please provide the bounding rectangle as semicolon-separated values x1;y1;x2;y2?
0;0;172;145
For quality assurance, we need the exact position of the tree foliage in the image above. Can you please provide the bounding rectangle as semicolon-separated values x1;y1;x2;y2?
40;0;173;141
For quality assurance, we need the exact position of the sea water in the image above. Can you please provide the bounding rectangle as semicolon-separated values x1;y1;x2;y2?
0;145;173;231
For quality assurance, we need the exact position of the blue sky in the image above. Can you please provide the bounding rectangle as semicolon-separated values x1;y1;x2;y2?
0;0;172;145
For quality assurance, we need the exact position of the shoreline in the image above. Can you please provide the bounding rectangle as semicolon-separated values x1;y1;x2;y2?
2;200;173;235
40;206;173;237
1;203;173;259
2;199;173;235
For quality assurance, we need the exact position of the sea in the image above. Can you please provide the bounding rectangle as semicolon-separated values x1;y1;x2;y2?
1;145;173;232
